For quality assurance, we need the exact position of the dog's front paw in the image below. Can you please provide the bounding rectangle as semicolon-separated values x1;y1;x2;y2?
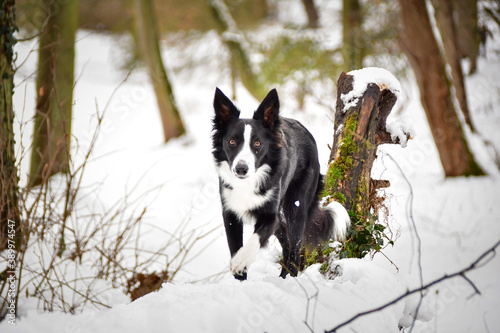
230;234;260;276
233;271;247;280
229;252;247;275
230;250;250;275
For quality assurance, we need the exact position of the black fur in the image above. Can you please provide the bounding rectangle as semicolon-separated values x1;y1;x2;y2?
212;88;341;279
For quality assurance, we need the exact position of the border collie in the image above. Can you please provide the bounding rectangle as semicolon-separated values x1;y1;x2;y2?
212;88;350;280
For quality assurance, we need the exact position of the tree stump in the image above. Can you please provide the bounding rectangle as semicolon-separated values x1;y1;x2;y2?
324;69;411;258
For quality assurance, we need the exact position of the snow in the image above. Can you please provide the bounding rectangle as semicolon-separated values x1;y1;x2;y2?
386;119;416;148
1;261;412;333
3;4;500;333
340;67;402;112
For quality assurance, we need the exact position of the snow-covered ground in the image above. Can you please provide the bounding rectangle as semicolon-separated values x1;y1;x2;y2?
3;2;500;332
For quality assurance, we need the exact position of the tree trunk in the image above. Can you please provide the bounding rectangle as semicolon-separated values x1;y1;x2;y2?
342;0;364;71
301;0;319;29
0;0;20;250
29;0;79;187
134;0;185;142
324;71;405;258
398;0;484;177
454;0;479;74
0;0;21;320
430;0;475;132
210;0;266;101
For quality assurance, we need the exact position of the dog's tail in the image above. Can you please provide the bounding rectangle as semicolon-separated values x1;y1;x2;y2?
303;191;351;248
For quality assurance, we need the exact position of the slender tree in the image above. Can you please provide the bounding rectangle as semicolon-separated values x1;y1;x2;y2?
430;0;475;132
210;0;266;100
29;0;79;187
0;0;21;321
398;0;483;177
455;0;479;73
342;0;364;71
0;0;20;250
134;0;185;142
302;0;319;29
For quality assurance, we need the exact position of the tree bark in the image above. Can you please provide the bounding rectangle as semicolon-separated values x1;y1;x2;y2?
430;0;475;132
29;0;79;187
398;0;484;177
342;0;364;71
301;0;319;29
0;0;20;251
454;0;479;74
0;0;21;320
134;0;185;142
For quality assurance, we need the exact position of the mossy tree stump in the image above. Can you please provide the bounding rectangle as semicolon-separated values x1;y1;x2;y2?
324;71;410;258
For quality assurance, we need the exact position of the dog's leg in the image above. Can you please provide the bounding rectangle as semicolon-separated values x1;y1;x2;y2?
223;210;246;280
275;222;291;278
281;200;308;277
230;213;278;278
287;218;306;277
230;232;260;278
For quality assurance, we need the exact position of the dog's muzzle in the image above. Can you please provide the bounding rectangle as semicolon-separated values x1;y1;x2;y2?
234;161;249;178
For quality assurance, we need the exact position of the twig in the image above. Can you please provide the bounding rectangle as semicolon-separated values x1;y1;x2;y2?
460;273;481;298
382;151;423;332
7;65;178;314
379;250;399;273
294;275;319;333
324;239;500;333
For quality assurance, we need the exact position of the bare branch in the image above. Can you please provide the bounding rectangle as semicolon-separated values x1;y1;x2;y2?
325;239;500;333
293;276;319;333
382;152;424;332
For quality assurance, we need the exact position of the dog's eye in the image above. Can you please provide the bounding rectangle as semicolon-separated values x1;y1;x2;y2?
254;141;261;147
229;139;236;146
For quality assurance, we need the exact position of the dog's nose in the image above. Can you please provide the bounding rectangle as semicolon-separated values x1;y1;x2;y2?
234;162;249;177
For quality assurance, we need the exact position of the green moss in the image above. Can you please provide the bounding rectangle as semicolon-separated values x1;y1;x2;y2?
351;174;369;215
320;262;329;274
323;114;359;198
339;211;389;259
305;249;318;267
332;192;346;205
303;242;335;273
338;113;359;154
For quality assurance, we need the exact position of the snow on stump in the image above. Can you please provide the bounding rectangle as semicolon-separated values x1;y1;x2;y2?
324;67;412;258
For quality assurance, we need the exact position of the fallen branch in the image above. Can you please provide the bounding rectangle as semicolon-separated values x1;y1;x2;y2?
325;239;500;333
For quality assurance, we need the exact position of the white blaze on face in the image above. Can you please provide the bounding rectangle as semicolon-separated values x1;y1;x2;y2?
232;124;256;178
215;123;273;221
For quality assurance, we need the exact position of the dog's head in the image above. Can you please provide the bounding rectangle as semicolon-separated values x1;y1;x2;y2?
212;88;281;181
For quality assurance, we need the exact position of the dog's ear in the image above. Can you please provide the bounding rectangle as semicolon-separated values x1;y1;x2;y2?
213;88;240;128
253;89;280;129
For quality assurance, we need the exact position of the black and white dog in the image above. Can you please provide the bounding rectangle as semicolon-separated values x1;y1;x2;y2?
212;88;350;280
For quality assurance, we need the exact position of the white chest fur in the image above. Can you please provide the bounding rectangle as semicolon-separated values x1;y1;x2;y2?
217;161;274;223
